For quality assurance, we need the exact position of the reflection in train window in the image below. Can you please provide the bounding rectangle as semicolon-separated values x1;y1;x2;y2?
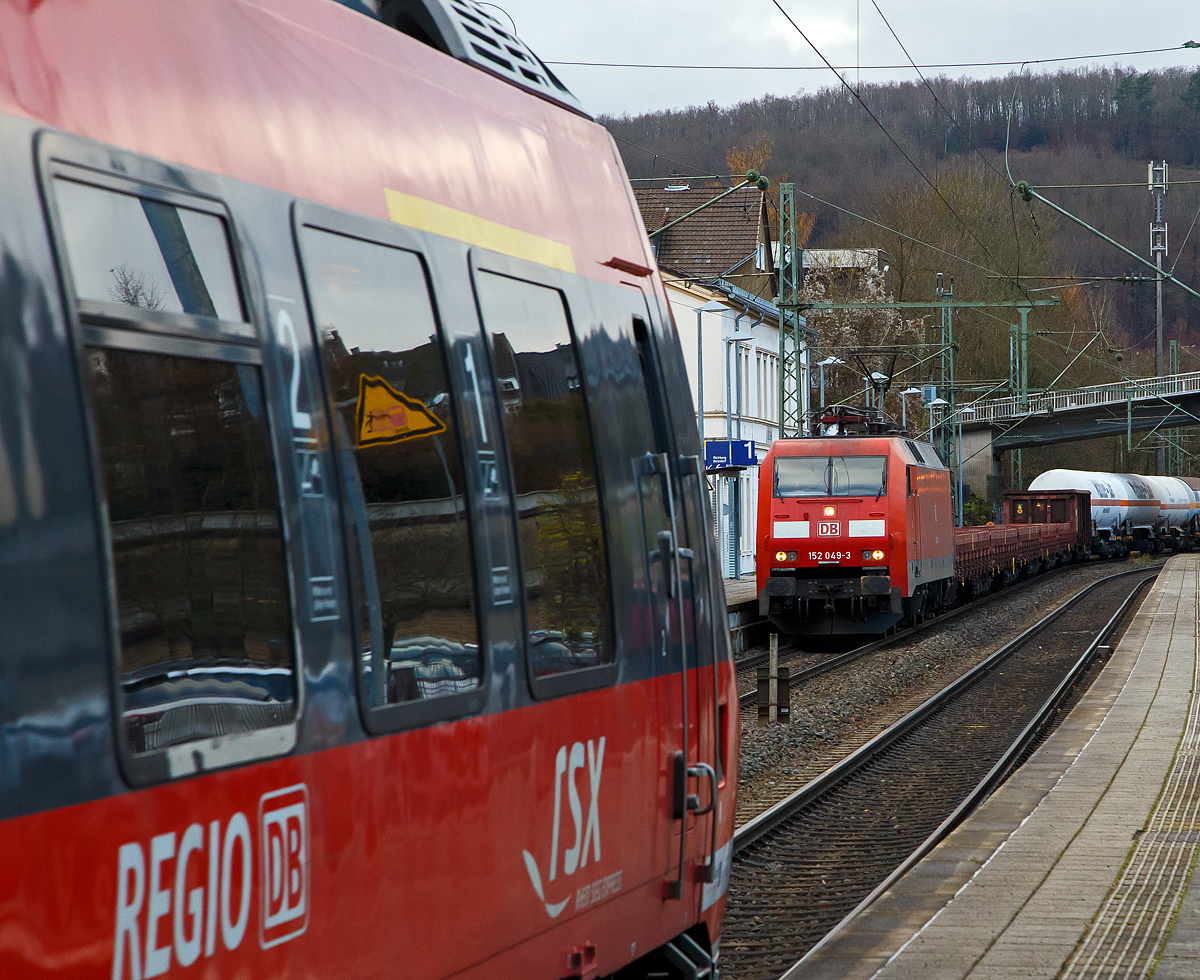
86;349;295;753
473;271;611;678
301;228;481;709
54;178;246;323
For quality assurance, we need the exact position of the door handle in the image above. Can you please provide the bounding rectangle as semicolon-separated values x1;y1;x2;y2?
687;762;717;817
657;530;676;599
688;762;719;883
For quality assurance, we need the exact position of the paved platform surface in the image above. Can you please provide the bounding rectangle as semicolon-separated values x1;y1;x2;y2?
724;575;758;607
784;555;1200;980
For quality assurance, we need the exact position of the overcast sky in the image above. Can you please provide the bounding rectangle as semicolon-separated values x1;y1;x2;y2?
492;0;1200;119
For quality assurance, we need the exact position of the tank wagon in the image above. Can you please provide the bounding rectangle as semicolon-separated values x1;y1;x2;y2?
758;437;1104;637
0;2;738;978
1030;469;1200;553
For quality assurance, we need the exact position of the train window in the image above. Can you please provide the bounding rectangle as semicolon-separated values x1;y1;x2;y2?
472;271;612;680
908;441;944;468
53;178;247;325
775;455;888;498
44;150;300;783
300;228;482;715
87;349;295;756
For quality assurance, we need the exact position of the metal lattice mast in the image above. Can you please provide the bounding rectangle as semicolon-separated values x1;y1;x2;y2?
777;183;809;438
935;274;957;514
1169;339;1182;475
1150;160;1169;475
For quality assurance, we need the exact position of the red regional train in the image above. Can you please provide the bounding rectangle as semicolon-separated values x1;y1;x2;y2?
0;2;738;978
757;433;1096;637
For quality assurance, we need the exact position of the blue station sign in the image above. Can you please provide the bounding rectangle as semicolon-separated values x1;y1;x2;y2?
704;439;756;471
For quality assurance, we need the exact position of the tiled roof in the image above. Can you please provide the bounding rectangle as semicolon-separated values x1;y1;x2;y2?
634;184;763;280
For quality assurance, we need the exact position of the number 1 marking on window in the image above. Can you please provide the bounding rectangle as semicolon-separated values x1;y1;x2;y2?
463;345;488;444
276;309;312;431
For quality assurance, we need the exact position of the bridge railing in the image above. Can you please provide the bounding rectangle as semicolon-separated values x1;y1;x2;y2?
965;371;1200;423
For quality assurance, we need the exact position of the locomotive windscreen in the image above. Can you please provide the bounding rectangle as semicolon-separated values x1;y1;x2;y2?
775;455;888;497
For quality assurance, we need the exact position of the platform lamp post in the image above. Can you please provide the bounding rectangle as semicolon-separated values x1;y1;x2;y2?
817;356;843;412
957;406;976;527
900;387;922;432
927;396;949;453
869;372;889;420
724;321;756;578
695;300;730;449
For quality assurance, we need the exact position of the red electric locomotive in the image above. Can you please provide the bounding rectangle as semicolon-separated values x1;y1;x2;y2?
0;2;738;978
758;430;1103;638
757;434;955;636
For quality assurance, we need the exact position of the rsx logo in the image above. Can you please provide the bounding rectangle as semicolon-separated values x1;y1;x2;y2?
522;738;605;918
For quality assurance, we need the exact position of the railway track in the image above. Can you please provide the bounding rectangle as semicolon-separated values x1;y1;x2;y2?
735;555;1146;709
719;565;1158;980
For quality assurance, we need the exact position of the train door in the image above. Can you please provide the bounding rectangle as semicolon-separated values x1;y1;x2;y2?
622;290;718;908
907;464;922;589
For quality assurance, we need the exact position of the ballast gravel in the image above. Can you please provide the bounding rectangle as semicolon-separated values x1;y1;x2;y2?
735;556;1159;826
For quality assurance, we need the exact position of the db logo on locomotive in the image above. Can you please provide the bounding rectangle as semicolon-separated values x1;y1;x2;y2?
112;784;309;980
818;521;840;536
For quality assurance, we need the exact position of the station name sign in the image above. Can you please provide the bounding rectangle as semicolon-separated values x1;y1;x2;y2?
704;439;756;471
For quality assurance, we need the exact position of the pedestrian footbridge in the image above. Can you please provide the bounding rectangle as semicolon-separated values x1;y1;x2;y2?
957;371;1200;498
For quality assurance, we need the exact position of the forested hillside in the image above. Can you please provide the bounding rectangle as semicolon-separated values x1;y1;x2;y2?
603;66;1200;475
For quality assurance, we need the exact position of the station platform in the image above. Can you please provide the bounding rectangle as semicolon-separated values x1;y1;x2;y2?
785;554;1200;980
723;575;758;608
723;575;763;655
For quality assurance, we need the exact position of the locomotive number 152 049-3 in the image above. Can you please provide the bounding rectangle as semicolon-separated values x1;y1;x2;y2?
809;551;851;561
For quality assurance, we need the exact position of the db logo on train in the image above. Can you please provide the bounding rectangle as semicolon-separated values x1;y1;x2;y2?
818;521;840;536
112;784;309;980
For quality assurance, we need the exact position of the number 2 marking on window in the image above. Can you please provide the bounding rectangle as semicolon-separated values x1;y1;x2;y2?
276;309;312;431
463;345;488;445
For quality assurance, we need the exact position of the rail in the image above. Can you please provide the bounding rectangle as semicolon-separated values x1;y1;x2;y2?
735;553;1126;709
722;566;1158;980
736;563;1156;850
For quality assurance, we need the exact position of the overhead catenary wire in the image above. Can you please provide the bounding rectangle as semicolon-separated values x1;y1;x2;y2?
763;0;1008;275
607;31;1172;402
1034;179;1200;189
1170;198;1200;275
767;185;1007;279
868;0;1010;186
763;0;1010;275
609;134;720;183
547;43;1197;71
629;174;745;183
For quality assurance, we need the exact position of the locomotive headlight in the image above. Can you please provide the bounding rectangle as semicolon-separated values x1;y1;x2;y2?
775;551;788;561
861;549;872;560
788;551;797;560
872;549;885;560
823;505;836;517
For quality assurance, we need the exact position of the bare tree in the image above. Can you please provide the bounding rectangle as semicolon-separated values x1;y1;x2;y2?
109;265;165;310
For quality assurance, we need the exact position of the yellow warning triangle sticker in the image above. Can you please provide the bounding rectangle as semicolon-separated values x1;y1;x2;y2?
355;374;446;448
